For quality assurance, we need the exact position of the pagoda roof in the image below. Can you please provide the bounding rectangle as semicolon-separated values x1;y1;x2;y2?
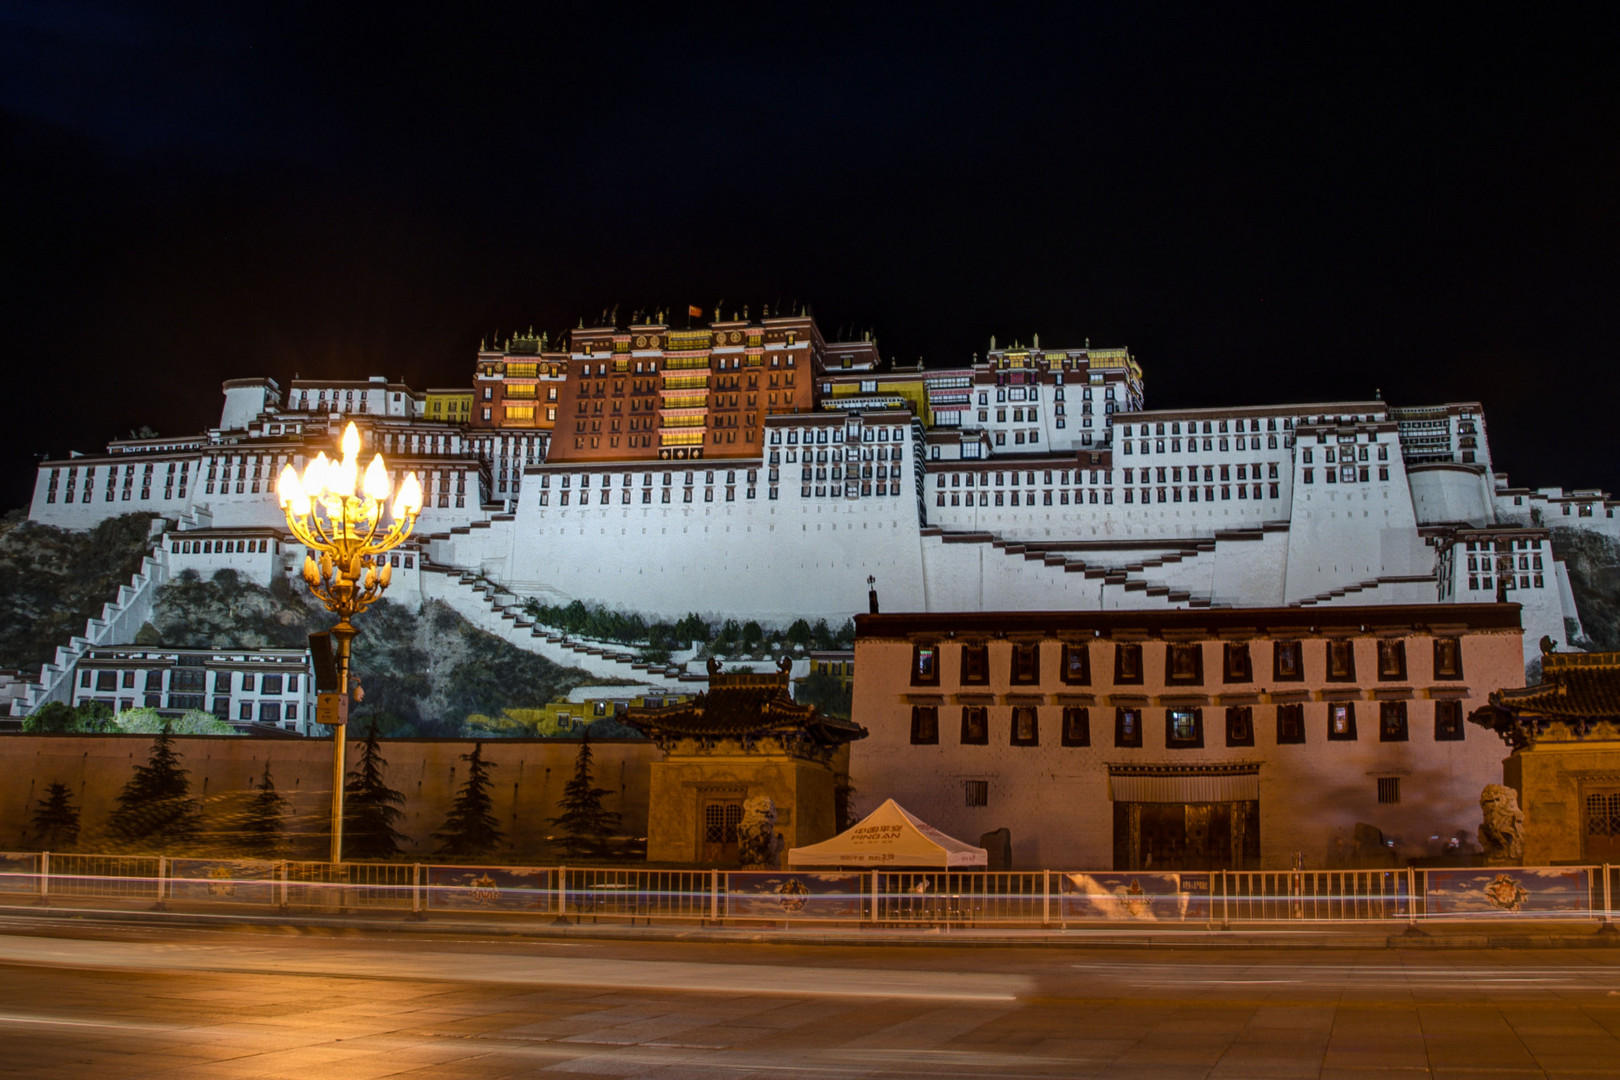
623;666;866;755
1471;650;1620;749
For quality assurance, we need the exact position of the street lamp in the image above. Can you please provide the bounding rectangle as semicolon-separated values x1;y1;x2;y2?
277;421;422;862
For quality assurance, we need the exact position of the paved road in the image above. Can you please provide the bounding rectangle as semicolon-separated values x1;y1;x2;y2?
3;918;1620;1078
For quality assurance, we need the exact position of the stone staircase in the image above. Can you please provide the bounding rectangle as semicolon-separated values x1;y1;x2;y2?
419;563;693;689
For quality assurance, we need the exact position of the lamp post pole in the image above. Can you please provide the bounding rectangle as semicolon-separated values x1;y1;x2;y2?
278;422;422;865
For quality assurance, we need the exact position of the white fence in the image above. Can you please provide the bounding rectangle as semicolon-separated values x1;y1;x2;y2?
0;853;1611;926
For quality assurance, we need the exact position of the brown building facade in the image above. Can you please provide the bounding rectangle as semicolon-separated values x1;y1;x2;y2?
850;604;1524;871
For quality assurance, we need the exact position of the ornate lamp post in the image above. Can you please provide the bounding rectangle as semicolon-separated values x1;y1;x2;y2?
277;421;422;862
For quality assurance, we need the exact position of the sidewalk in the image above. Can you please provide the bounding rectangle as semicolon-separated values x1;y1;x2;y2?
5;897;1618;950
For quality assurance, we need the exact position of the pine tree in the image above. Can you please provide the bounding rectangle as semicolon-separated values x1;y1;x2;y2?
343;721;408;860
31;781;80;850
106;726;201;851
432;742;504;858
241;762;288;857
549;730;620;860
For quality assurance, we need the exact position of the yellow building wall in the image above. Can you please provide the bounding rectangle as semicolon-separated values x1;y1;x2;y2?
1504;740;1620;865
645;751;838;864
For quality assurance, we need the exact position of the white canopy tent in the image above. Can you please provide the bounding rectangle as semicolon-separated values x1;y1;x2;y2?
787;798;988;870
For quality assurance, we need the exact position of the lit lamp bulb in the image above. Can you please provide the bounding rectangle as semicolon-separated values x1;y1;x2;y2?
363;454;391;502
303;452;330;497
393;472;423;519
277;464;309;516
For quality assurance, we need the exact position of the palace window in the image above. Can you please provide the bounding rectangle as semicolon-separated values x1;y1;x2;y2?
1377;640;1407;681
1060;643;1090;685
1328;702;1357;740
960;706;989;745
1433;636;1464;679
964;780;989;808
911;644;940;686
1276;703;1305;744
1166;643;1202;685
1226;706;1254;747
909;706;938;745
1326;640;1357;681
1167;708;1203;748
1061;707;1090;746
1009;643;1040;685
959;644;990;686
1115;708;1143;748
1224;643;1253;683
1380;701;1409;742
1010;706;1039;746
1114;643;1143;684
1435;699;1464;741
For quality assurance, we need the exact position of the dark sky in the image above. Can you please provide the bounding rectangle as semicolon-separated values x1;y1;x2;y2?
4;2;1618;510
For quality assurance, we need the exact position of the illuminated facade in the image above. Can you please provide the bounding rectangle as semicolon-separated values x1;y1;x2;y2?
20;307;1610;689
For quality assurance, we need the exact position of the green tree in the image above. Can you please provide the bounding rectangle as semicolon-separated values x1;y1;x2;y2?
433;742;504;858
343;722;408;859
741;620;763;652
785;618;813;649
22;700;116;733
31;782;80;850
106;726;201;851
549;731;619;860
795;670;852;720
241;763;288;857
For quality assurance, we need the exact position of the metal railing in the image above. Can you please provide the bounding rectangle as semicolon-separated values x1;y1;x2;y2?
0;854;1610;927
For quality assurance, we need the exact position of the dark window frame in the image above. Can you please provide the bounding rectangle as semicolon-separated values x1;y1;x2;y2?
1010;705;1040;746
1165;643;1203;686
1435;699;1465;741
1327;701;1358;741
1166;707;1205;748
1114;643;1144;684
1115;707;1143;748
1009;643;1041;685
1379;700;1409;741
1226;705;1255;747
911;643;940;686
1060;642;1091;685
1061;706;1090;746
1433;636;1464;680
1325;639;1357;682
1376;639;1407;681
1276;702;1306;744
1273;640;1305;682
1223;642;1253;683
909;706;938;745
959;643;990;686
961;705;989;746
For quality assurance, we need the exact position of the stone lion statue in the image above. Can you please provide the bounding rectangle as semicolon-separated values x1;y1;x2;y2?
1478;784;1525;863
738;794;784;869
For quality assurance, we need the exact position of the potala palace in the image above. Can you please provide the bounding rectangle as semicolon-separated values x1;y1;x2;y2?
17;310;1609;718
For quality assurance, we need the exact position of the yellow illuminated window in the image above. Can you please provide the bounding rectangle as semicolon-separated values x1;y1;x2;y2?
506;363;538;377
504;405;536;421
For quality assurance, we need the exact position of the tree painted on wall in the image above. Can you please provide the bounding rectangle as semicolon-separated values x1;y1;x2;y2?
106;726;201;851
343;722;408;859
241;763;288;857
549;731;619;860
433;742;504;857
31;782;80;850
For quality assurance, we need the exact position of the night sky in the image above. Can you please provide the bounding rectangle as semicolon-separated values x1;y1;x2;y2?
4;3;1617;511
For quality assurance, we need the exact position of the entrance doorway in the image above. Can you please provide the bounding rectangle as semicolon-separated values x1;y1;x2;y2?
1113;800;1260;871
699;798;743;864
1584;789;1620;862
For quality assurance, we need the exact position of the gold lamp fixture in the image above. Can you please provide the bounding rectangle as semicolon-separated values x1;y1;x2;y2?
277;421;422;862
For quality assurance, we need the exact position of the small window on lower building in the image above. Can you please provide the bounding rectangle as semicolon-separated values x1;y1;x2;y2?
1115;707;1143;748
1166;708;1204;748
1061;706;1090;746
1276;702;1306;744
910;705;938;745
1435;699;1464;741
1010;706;1039;746
1328;701;1357;740
238;702;253;721
964;780;989;807
1377;777;1401;804
1225;706;1254;747
1379;701;1409;742
961;706;989;745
